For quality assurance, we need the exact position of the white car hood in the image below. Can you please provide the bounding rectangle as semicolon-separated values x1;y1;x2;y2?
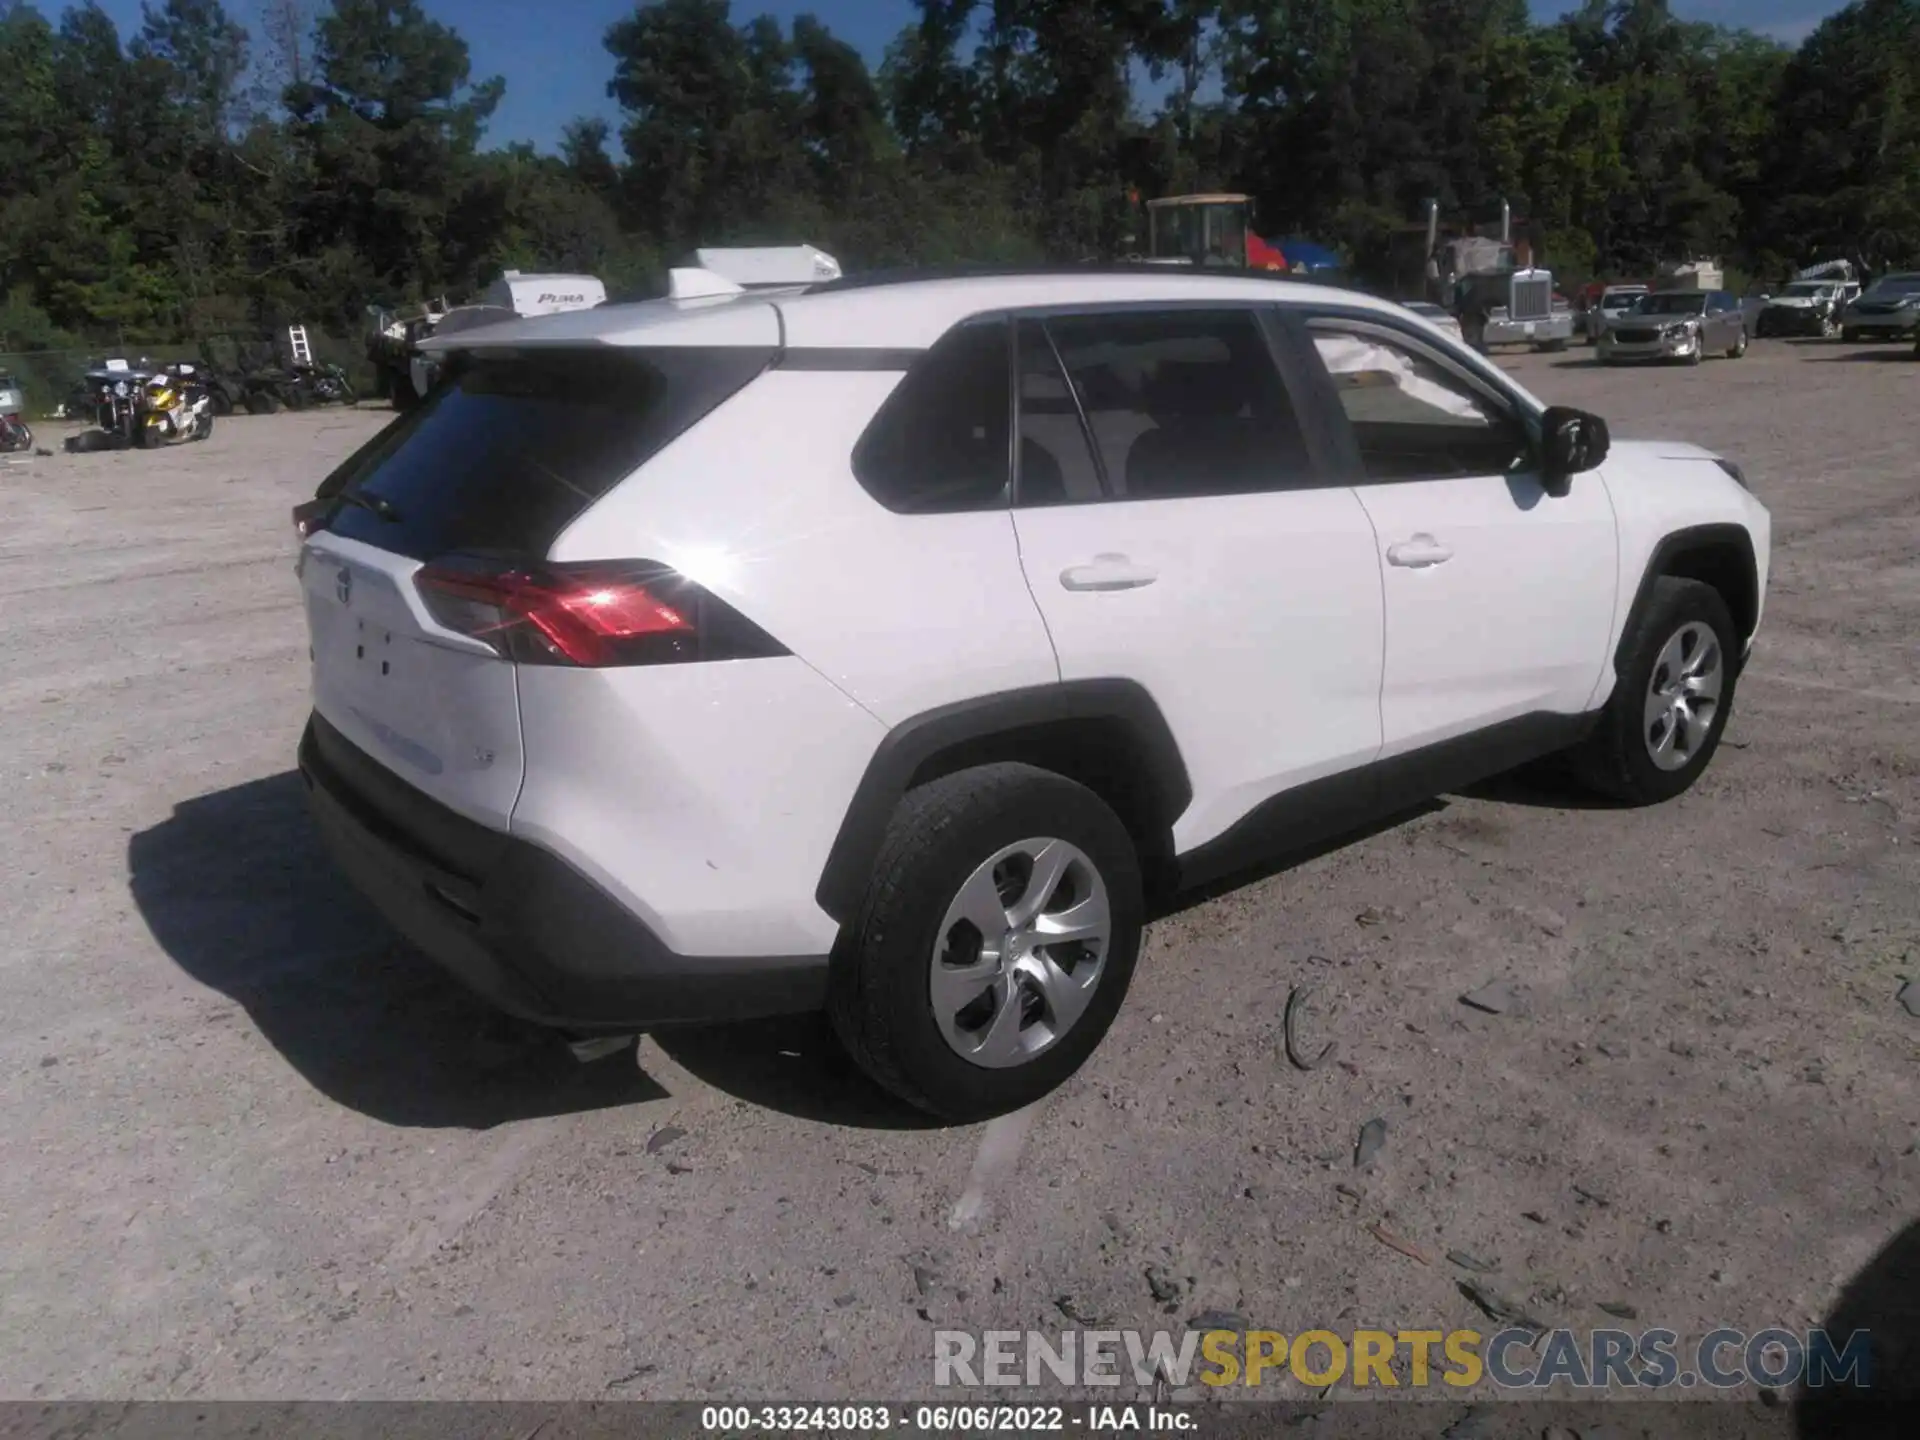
1769;296;1820;308
1607;439;1723;465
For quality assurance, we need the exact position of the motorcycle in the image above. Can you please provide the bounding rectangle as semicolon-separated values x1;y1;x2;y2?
0;370;31;453
135;363;214;447
85;359;151;447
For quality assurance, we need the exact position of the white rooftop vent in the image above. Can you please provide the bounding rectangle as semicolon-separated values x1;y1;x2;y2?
692;245;842;288
667;267;747;301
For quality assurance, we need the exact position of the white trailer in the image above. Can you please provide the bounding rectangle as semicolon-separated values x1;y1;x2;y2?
478;271;608;317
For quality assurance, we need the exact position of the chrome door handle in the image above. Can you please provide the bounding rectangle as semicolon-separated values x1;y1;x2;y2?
1386;535;1453;569
1060;554;1159;592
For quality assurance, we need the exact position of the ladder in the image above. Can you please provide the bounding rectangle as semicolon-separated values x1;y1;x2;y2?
286;325;313;368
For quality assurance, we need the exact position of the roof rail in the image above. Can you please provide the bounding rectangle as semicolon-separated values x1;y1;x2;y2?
805;262;1314;293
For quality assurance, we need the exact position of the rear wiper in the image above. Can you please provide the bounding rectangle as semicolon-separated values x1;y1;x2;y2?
337;485;401;522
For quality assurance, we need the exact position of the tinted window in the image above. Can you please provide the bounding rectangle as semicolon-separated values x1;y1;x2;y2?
318;347;771;561
1044;309;1313;500
1637;292;1708;315
1016;320;1104;506
1309;323;1530;482
852;319;1011;513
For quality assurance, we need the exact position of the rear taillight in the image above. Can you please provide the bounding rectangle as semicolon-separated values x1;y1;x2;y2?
293;498;331;538
413;556;788;668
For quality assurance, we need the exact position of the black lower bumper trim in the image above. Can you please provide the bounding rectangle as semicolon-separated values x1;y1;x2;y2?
298;714;830;1030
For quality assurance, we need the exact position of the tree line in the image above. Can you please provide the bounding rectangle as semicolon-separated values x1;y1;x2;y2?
2;0;1918;352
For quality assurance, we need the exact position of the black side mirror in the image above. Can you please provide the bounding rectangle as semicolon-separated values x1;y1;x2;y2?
1540;405;1610;495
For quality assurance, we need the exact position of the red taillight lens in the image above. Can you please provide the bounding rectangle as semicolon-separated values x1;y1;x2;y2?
414;557;785;668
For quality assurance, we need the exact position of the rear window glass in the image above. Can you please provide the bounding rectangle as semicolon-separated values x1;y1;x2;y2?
317;347;771;560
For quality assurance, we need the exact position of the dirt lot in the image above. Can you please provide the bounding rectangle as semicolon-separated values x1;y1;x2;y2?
1;338;1916;1405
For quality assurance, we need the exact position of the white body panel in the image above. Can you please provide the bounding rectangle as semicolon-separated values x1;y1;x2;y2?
512;659;884;956
1586;442;1772;708
550;368;1061;725
300;531;524;829
1012;490;1386;852
1353;471;1618;753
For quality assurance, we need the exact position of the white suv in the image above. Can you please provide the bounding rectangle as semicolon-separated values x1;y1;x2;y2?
294;269;1771;1119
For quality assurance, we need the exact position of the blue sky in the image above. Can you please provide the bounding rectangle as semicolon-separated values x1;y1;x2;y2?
84;0;1847;152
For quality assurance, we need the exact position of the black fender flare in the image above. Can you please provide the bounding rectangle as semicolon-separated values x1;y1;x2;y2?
813;679;1192;925
1614;522;1760;678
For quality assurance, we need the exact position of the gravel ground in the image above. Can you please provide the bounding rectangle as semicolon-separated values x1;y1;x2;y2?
1;338;1916;1405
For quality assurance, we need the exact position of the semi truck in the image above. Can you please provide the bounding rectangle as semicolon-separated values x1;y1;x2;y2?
1419;198;1573;353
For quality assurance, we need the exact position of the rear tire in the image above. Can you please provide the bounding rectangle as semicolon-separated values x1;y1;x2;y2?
1728;328;1748;359
194;413;214;442
1570;577;1739;806
828;763;1145;1121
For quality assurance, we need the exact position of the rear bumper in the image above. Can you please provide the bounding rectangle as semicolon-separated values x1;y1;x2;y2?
298;713;830;1030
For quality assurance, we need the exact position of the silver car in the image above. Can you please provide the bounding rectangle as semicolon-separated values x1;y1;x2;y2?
1598;289;1749;365
1586;284;1650;342
1840;272;1920;340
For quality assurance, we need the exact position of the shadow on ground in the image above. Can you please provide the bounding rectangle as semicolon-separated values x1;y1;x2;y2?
126;772;665;1129
1797;1216;1919;1438
652;1013;941;1131
127;771;945;1130
1806;350;1917;363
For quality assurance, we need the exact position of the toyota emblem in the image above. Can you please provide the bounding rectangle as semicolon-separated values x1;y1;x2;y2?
335;567;352;605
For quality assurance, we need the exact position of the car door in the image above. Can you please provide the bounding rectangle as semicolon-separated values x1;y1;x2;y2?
1295;312;1619;760
1008;307;1386;858
1709;291;1738;347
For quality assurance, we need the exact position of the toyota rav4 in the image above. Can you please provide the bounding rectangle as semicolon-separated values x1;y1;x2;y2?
293;268;1771;1120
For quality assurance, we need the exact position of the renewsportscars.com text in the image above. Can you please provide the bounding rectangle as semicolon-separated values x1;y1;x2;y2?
933;1327;1872;1392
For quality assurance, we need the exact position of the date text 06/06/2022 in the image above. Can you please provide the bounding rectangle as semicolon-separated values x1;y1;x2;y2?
700;1404;1193;1432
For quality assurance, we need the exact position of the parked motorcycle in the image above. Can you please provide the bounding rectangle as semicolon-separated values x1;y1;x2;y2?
135;363;214;447
84;360;152;447
0;370;32;453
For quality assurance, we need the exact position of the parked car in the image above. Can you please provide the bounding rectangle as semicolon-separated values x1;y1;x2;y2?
1586;284;1651;342
0;370;30;453
292;266;1772;1119
1598;289;1748;365
1755;279;1855;338
1840;272;1920;341
1402;300;1464;344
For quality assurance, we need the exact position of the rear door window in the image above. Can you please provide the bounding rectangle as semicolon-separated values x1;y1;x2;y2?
1042;309;1313;500
317;347;772;560
852;318;1011;513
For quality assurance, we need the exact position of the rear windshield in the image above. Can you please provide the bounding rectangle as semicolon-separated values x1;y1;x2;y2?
317;347;772;560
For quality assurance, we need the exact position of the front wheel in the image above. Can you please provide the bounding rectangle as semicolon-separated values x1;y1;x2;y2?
829;763;1145;1121
1570;577;1739;806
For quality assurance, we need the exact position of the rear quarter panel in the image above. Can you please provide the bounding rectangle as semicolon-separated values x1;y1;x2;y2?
549;367;1061;726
